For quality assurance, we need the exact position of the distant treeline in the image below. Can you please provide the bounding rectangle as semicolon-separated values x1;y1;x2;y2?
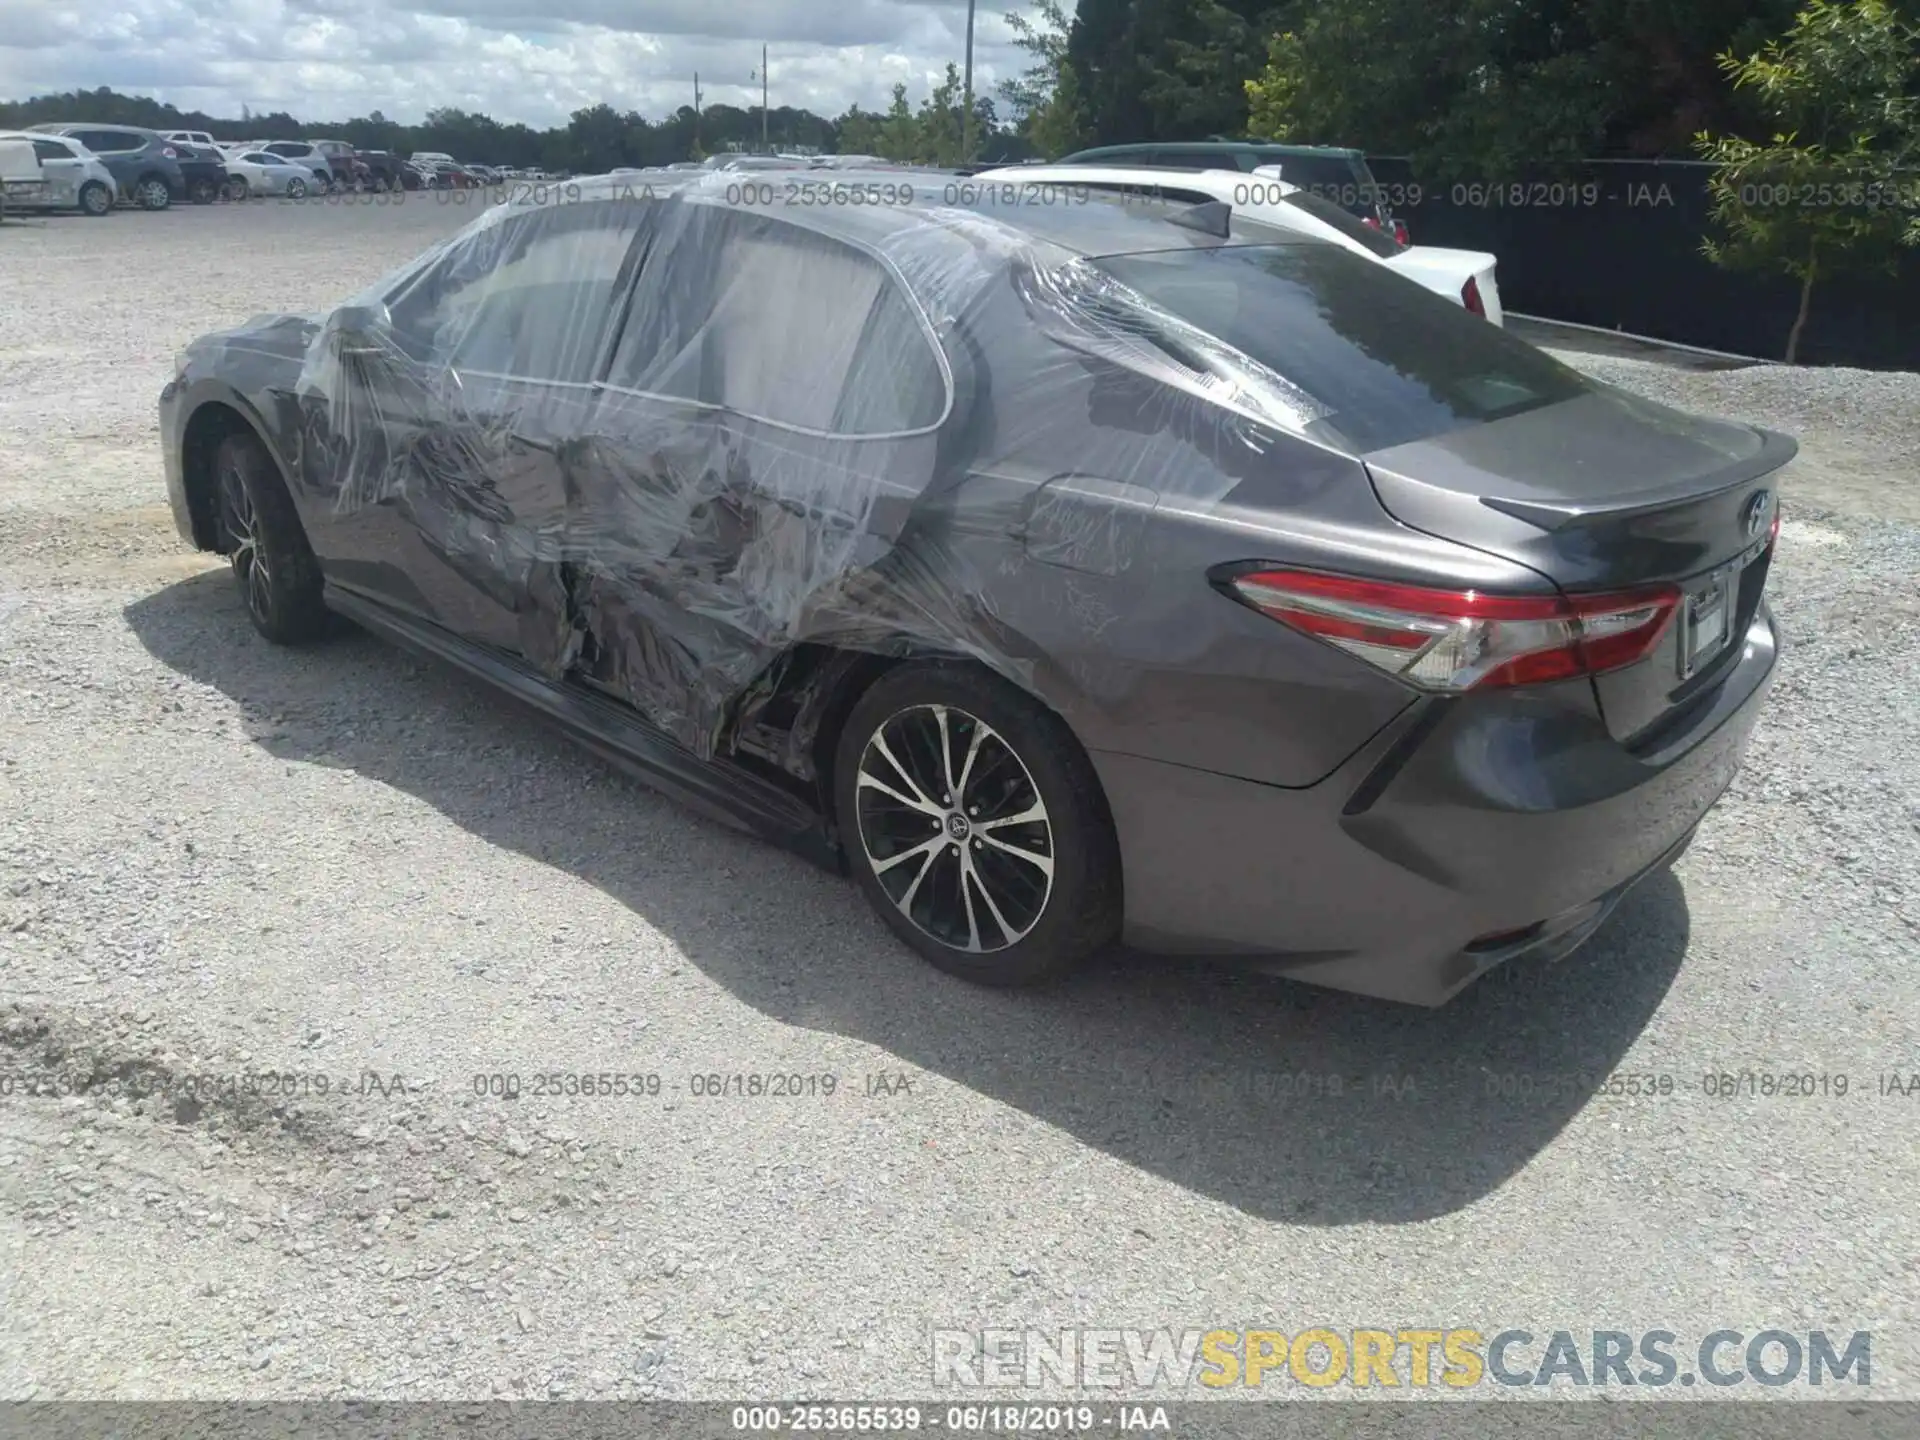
0;71;1039;172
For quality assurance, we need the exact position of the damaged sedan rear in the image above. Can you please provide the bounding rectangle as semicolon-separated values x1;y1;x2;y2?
159;171;1788;1005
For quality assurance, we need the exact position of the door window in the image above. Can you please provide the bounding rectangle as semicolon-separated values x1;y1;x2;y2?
407;201;650;384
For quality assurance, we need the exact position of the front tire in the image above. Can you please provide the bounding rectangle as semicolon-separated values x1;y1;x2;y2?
188;176;218;205
834;662;1121;987
225;176;250;202
285;177;307;200
214;432;329;645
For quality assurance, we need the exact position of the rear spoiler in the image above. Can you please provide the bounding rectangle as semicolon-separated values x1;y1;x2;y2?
1480;427;1799;531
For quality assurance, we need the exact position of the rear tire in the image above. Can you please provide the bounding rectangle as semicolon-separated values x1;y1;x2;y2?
214;432;330;645
78;180;112;216
136;175;171;210
834;662;1121;987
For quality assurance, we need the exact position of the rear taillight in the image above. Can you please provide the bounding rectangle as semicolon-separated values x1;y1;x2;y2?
1362;215;1381;230
1462;275;1487;317
1225;569;1680;692
1392;219;1410;245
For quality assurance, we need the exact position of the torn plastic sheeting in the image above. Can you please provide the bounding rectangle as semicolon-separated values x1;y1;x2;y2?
281;171;1320;759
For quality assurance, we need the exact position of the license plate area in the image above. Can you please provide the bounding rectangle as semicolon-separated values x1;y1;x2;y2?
1678;535;1769;680
1681;578;1729;676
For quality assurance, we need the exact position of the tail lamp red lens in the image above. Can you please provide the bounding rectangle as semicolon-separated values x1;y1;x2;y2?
1392;219;1411;245
1462;275;1487;317
1226;569;1681;692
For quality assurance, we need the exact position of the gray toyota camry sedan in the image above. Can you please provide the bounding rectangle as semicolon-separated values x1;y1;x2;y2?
159;170;1786;1004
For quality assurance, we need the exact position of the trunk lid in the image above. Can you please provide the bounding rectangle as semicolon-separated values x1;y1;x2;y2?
1363;385;1793;743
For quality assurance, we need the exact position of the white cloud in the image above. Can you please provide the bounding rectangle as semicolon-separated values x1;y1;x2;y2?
0;0;1034;128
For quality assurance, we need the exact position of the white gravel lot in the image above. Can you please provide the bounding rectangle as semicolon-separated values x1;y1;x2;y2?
0;197;1916;1405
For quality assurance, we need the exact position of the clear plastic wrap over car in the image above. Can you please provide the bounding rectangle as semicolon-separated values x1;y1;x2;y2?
274;170;1314;757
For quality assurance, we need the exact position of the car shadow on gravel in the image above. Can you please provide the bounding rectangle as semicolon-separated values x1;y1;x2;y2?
126;572;1691;1226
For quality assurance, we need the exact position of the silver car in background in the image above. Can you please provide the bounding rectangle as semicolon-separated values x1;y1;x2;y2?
0;130;116;216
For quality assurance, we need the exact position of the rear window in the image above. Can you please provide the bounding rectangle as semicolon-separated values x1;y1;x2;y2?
1091;244;1588;453
1280;190;1403;257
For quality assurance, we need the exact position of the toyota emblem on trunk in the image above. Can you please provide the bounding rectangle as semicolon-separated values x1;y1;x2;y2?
1745;490;1771;537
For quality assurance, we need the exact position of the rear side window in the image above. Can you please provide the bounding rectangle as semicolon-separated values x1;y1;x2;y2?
611;209;945;435
31;140;74;161
1264;153;1387;221
1280;190;1403;257
76;130;133;153
1091;244;1587;453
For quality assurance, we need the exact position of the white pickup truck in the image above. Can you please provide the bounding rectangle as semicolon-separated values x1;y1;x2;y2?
0;136;51;221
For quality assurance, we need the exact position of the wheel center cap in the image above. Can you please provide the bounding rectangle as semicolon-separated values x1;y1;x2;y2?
945;812;971;842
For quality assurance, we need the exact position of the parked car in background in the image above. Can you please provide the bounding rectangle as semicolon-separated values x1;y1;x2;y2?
311;140;358;178
221;150;315;199
399;162;429;191
159;172;1786;1005
258;140;337;192
409;151;455;171
0;136;49;220
1057;141;1411;243
0;130;115;216
972;163;1500;321
163;130;219;149
353;150;405;192
169;141;230;205
27;123;184;209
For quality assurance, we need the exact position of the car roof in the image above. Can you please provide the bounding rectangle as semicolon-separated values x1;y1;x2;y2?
31;122;158;138
453;168;1320;314
1066;141;1365;161
494;168;1321;265
984;164;1298;198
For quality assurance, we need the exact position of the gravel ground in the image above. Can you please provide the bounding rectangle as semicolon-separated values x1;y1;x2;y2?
0;198;1916;1405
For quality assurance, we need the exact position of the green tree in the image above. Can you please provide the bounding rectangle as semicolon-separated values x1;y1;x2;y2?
1697;0;1920;361
1235;0;1824;179
918;62;969;163
1001;0;1092;156
877;83;922;161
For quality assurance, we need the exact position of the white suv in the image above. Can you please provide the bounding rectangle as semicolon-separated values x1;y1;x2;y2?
971;162;1504;322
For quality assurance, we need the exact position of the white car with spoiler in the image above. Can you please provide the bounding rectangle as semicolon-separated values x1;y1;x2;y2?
970;162;1504;324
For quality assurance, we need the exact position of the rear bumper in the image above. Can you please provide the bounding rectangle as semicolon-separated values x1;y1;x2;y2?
1094;605;1777;1005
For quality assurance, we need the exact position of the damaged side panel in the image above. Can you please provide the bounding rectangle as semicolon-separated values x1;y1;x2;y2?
166;171;1423;821
290;182;972;761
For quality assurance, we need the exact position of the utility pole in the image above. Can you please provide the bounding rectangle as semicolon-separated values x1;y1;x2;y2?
761;43;770;154
961;0;977;163
693;71;703;156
